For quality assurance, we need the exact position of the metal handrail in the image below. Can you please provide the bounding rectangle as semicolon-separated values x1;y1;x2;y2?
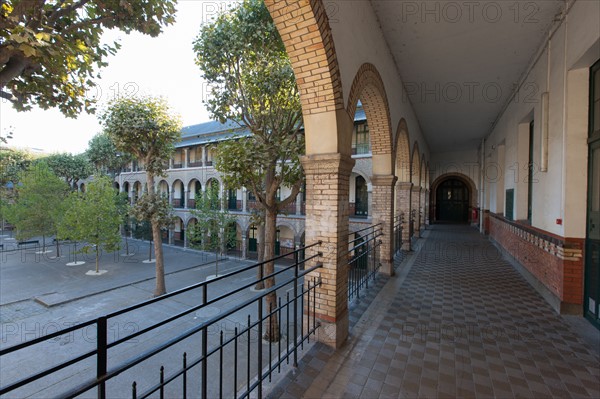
0;242;324;398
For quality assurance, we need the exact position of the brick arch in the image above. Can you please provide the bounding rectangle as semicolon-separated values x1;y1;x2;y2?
430;173;478;223
346;63;393;174
394;118;411;182
411;142;421;185
265;0;344;116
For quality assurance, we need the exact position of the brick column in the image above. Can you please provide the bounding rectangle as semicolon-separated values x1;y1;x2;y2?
420;188;426;231
300;153;354;349
424;190;430;225
241;232;247;259
295;194;302;215
242;188;248;212
396;182;412;250
371;175;397;276
411;186;421;238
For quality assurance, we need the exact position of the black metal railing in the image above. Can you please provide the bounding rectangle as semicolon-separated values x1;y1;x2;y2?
394;214;404;255
346;223;382;302
0;244;323;399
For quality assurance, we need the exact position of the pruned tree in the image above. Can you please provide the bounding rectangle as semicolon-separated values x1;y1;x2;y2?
194;0;304;341
0;0;176;117
116;191;133;256
0;147;35;186
100;95;181;296
6;162;69;252
188;183;236;277
86;132;133;175
129;194;175;263
41;152;93;189
59;175;121;272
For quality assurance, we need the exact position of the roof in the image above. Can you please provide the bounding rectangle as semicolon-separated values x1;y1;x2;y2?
176;106;367;148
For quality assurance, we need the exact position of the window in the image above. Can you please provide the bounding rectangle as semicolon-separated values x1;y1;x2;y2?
352;123;370;155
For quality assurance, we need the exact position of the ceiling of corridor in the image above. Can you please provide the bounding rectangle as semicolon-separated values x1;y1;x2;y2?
370;0;566;152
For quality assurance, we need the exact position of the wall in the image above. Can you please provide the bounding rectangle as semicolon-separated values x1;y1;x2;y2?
483;0;600;312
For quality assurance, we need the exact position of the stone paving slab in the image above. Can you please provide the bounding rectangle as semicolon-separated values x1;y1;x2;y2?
267;225;600;399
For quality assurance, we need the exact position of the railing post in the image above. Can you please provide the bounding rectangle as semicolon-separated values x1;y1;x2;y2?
293;253;299;368
201;285;207;399
257;298;263;399
97;317;107;399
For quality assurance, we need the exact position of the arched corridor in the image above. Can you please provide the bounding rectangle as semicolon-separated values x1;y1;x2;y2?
273;225;600;398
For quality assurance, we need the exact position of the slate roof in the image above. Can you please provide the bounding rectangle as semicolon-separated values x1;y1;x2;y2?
176;107;366;148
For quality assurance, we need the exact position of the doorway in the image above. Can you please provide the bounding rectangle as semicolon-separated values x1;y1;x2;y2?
436;178;469;223
584;58;600;329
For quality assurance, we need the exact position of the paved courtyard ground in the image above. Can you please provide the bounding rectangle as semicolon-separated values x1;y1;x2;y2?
0;236;305;398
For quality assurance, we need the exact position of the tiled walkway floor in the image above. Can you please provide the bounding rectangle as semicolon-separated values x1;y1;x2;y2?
268;225;600;398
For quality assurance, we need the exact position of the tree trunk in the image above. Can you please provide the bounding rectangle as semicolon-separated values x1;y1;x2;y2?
149;238;153;261
42;234;46;252
55;238;60;258
147;172;166;297
96;245;99;273
151;220;166;296
255;220;266;290
263;207;280;342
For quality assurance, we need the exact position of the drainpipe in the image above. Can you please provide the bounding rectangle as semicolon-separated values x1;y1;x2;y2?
480;138;485;233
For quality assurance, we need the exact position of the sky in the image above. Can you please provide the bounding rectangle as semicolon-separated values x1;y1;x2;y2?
0;1;226;155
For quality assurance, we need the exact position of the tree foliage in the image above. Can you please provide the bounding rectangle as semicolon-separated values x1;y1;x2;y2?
59;175;121;272
86;132;133;174
0;0;177;117
6;162;69;250
40;152;93;188
100;95;181;296
194;0;303;341
0;147;36;185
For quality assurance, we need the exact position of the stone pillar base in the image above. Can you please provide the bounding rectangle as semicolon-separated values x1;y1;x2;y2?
306;312;349;349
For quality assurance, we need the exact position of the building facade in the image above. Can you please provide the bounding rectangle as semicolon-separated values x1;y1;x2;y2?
108;107;397;260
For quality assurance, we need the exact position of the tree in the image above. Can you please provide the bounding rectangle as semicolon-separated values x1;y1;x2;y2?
86;132;133;175
129;195;174;263
59;175;121;272
188;184;236;277
6;162;69;251
0;0;176;117
41;153;93;189
100;95;181;296
116;191;133;256
0;147;35;185
194;0;304;341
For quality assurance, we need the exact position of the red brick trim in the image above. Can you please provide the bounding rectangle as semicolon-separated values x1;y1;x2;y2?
488;213;584;309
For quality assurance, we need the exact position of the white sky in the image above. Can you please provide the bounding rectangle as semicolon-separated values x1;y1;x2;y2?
0;1;228;154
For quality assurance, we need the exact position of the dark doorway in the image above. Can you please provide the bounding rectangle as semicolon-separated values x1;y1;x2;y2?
355;176;368;217
585;58;600;329
436;179;469;223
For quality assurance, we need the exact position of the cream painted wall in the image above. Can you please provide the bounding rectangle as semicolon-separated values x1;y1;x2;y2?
331;1;430;164
483;0;599;237
429;149;480;192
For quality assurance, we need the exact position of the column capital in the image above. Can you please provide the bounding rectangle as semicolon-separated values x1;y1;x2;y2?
371;174;397;187
396;181;413;189
411;185;423;193
300;153;355;175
